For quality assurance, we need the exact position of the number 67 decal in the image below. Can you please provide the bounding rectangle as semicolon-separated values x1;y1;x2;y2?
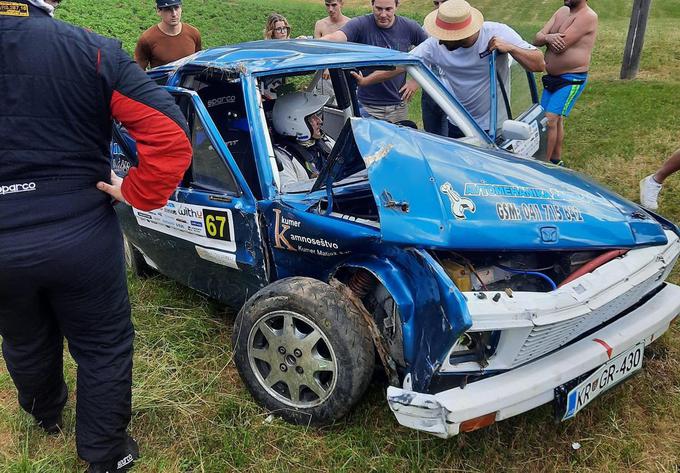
204;209;232;241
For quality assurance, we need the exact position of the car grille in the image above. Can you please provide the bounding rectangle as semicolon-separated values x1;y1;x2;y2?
511;275;662;367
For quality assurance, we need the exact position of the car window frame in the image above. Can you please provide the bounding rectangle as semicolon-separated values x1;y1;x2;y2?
166;87;257;202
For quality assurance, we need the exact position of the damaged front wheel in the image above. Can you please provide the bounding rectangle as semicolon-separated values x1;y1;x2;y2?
232;277;375;425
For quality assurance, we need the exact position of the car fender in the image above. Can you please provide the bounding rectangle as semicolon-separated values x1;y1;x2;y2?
328;249;472;392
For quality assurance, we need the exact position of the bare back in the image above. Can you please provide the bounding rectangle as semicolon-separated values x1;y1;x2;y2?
314;15;350;38
543;5;598;75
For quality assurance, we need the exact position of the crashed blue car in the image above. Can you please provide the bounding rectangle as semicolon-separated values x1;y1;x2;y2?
111;40;680;437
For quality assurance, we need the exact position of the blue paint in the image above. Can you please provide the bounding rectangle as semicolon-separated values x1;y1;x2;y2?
111;40;672;396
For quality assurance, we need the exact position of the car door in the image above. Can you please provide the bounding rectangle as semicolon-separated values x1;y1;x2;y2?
113;88;269;307
489;52;548;160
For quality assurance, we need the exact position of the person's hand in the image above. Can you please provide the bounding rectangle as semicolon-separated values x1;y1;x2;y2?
546;32;566;52
322;68;330;80
97;170;128;205
399;79;419;102
487;36;515;54
350;70;367;87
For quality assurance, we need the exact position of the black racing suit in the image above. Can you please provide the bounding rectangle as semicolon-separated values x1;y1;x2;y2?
0;1;191;464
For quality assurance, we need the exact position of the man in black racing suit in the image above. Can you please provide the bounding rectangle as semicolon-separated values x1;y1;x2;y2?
0;1;192;471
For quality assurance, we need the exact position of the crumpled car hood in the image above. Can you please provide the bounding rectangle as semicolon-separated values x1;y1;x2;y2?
347;119;666;250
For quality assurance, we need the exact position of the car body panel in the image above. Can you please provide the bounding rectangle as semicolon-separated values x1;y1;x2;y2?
110;39;680;434
343;118;667;250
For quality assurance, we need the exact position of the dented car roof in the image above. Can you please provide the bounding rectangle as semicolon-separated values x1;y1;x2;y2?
154;39;419;76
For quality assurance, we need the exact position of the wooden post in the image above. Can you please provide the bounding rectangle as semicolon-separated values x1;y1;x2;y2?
620;0;652;80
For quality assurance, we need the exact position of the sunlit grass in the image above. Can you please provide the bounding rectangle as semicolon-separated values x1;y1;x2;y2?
1;0;679;471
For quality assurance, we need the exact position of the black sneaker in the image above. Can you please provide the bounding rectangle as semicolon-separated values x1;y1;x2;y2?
550;158;565;167
36;414;63;435
86;435;139;473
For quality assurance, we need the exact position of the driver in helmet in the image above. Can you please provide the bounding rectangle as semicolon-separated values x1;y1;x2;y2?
272;92;335;190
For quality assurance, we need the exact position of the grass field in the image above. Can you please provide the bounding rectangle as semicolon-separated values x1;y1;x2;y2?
1;0;680;471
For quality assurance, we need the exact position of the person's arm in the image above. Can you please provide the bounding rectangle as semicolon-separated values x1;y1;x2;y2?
533;9;565;51
351;68;405;87
549;12;598;54
98;47;192;210
314;19;323;39
322;16;361;42
133;36;150;70
487;28;545;72
321;29;348;42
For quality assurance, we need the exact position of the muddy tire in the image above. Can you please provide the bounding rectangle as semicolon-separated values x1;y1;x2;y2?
232;277;375;425
123;236;154;277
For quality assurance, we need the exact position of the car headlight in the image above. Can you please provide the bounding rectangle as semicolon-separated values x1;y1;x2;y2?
449;331;500;367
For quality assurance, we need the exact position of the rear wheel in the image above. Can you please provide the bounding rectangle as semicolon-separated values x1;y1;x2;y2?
123;236;154;277
232;277;374;425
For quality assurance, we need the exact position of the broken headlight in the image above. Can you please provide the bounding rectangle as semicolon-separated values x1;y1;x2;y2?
449;331;500;367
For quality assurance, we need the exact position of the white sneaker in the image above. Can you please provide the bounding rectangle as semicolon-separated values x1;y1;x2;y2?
639;175;662;210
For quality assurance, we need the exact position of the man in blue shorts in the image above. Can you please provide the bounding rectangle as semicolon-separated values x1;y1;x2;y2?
534;0;598;165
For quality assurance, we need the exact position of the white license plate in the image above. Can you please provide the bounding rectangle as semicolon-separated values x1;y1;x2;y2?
562;343;644;420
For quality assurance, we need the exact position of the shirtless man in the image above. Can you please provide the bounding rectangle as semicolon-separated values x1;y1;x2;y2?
314;0;350;38
534;0;598;165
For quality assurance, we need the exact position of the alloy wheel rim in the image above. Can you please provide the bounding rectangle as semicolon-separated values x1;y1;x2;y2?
247;310;338;408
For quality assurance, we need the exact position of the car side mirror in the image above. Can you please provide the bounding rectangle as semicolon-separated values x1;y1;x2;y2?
501;120;532;141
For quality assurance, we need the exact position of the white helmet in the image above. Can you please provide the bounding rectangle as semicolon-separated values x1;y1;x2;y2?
272;92;330;141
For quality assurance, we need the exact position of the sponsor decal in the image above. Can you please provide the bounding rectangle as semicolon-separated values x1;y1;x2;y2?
465;183;557;200
441;182;476;220
290;234;339;249
272;209;343;256
0;2;29;16
117;454;134;469
207;96;236;108
195;246;239;269
0;181;36;196
133;201;236;253
273;209;296;251
496;202;583;223
111;155;131;175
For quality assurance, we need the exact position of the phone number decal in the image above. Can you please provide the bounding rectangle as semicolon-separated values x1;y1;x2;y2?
496;202;584;223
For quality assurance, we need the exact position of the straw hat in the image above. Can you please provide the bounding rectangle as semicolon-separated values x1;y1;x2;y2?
424;0;484;41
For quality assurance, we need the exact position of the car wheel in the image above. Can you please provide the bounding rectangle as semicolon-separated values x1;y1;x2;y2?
123;236;154;277
232;277;375;425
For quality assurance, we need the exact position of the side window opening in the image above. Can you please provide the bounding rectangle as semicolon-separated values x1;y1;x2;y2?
495;58;538;131
173;94;240;195
194;76;262;200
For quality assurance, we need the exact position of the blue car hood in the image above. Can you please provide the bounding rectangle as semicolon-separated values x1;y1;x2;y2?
342;119;666;250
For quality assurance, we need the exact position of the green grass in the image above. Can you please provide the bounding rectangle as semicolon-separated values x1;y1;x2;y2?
2;0;680;471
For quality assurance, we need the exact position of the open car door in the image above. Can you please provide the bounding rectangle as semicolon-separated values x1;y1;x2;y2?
111;88;269;306
489;52;548;160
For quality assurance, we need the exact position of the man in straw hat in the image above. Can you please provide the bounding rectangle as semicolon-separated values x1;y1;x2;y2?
534;0;597;165
353;0;544;138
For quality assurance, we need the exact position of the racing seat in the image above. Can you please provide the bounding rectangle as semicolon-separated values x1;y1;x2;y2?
197;83;262;199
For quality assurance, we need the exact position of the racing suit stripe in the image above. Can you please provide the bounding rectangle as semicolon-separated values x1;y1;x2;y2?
112;89;191;211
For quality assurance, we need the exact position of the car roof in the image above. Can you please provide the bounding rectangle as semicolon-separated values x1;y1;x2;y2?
158;39;418;76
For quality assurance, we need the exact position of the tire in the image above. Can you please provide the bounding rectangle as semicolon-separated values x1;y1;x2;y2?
232;277;375;425
123;235;154;277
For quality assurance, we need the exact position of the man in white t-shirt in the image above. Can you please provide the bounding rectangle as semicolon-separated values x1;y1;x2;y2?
353;0;544;137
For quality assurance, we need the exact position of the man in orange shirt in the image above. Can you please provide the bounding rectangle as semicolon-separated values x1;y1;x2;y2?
135;0;201;70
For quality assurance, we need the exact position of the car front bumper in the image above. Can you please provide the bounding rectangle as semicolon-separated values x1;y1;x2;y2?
387;282;680;438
